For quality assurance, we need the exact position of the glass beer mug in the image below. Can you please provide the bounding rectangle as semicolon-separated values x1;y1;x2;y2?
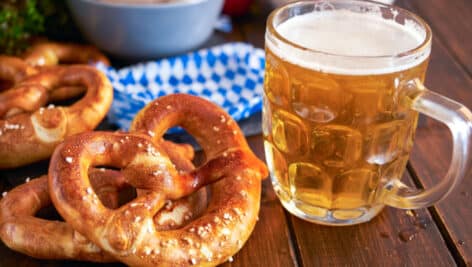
263;0;472;225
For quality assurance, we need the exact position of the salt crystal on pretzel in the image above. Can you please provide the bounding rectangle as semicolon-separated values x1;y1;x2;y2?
0;170;125;262
49;94;268;266
0;139;206;261
0;65;113;169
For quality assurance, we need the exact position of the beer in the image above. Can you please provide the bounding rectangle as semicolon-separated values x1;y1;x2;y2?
264;8;430;223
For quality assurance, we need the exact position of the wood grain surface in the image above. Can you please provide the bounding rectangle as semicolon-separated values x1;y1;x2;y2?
398;0;472;265
407;0;472;75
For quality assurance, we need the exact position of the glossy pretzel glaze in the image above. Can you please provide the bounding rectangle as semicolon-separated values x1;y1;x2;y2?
0;56;38;86
0;139;205;262
0;65;113;169
49;94;268;266
0;170;125;262
24;42;110;67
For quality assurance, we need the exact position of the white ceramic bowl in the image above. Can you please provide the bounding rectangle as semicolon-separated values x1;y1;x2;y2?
67;0;224;59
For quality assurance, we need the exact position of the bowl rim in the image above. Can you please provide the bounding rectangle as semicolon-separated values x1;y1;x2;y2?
73;0;212;9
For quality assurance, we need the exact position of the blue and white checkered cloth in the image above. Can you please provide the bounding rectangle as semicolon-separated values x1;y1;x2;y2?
96;42;265;131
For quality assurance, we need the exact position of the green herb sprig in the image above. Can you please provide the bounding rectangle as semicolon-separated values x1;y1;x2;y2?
0;0;80;55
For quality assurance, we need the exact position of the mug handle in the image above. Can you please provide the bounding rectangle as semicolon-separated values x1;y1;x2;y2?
384;79;472;209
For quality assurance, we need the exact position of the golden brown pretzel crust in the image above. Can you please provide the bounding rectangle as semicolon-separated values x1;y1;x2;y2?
0;56;38;85
0;84;48;118
49;94;268;267
0;57;44;117
0;170;125;262
0;139;204;261
24;42;110;67
0;56;85;103
0;65;113;169
148;140;207;231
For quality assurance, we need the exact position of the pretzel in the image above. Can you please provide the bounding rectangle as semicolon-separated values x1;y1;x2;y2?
0;56;38;90
0;57;45;118
0;170;125;262
0;55;85;102
0;139;205;261
0;65;113;169
152;140;207;231
0;56;38;84
23;42;110;67
49;94;268;266
0;83;48;118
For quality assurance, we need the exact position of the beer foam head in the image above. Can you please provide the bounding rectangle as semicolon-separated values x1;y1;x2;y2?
268;9;430;75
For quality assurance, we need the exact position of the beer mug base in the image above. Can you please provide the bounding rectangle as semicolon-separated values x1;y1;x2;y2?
272;180;385;226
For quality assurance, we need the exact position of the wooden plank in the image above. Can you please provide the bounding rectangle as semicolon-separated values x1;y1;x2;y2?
220;188;297;267
396;1;472;265
290;172;455;266
407;0;472;75
220;135;297;267
396;3;472;108
409;127;471;266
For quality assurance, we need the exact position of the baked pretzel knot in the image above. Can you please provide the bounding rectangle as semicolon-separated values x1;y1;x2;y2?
49;94;268;266
0;139;203;262
0;65;113;169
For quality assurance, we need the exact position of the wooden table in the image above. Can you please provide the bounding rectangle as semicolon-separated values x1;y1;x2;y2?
1;0;471;266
